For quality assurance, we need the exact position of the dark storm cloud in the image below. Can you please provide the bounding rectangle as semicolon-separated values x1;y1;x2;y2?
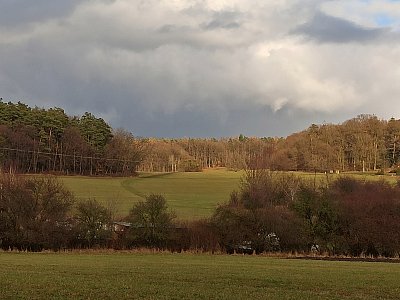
119;104;357;139
202;20;240;30
201;11;242;30
0;0;85;27
293;12;387;43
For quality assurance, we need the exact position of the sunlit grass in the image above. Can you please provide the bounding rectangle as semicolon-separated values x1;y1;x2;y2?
60;169;242;219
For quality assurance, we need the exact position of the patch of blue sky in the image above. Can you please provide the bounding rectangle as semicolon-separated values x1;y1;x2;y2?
374;14;395;27
328;0;399;29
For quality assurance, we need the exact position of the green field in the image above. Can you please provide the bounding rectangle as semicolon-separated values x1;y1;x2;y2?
60;169;243;219
1;252;399;299
59;169;399;220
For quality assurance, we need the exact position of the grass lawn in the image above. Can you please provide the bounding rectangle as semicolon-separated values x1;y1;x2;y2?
0;252;399;299
60;169;242;219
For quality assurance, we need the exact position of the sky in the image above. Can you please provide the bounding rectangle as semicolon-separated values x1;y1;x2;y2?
1;0;400;138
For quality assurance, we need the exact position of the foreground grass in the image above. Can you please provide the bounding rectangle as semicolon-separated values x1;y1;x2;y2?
1;252;399;299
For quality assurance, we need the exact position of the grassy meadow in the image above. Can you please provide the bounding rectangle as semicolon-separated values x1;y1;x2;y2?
1;252;399;299
59;169;399;219
60;169;243;219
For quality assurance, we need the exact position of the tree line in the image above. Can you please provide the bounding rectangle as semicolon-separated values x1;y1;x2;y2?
1;101;400;175
139;115;400;173
0;101;146;175
1;170;400;257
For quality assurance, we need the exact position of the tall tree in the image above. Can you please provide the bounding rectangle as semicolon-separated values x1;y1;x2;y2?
79;112;112;153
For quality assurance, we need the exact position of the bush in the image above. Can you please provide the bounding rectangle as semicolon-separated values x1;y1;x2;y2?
127;194;176;248
74;199;112;248
212;203;307;254
212;170;400;257
329;178;400;257
186;219;220;252
179;160;202;172
0;173;74;250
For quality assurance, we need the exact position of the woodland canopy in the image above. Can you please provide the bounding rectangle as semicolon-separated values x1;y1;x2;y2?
1;101;400;175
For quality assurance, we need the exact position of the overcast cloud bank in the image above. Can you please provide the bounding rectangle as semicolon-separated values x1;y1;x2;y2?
1;0;400;137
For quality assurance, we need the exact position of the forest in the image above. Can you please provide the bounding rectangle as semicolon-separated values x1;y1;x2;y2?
1;100;400;256
0;101;146;175
141;115;400;174
1;101;400;175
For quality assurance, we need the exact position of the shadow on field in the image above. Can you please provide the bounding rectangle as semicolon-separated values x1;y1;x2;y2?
290;256;400;263
120;173;174;198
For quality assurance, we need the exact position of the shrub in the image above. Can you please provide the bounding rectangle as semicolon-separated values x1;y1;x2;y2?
329;177;400;257
127;194;176;248
0;173;74;250
75;199;112;248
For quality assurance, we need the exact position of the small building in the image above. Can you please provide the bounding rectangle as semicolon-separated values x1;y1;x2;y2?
112;222;132;232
